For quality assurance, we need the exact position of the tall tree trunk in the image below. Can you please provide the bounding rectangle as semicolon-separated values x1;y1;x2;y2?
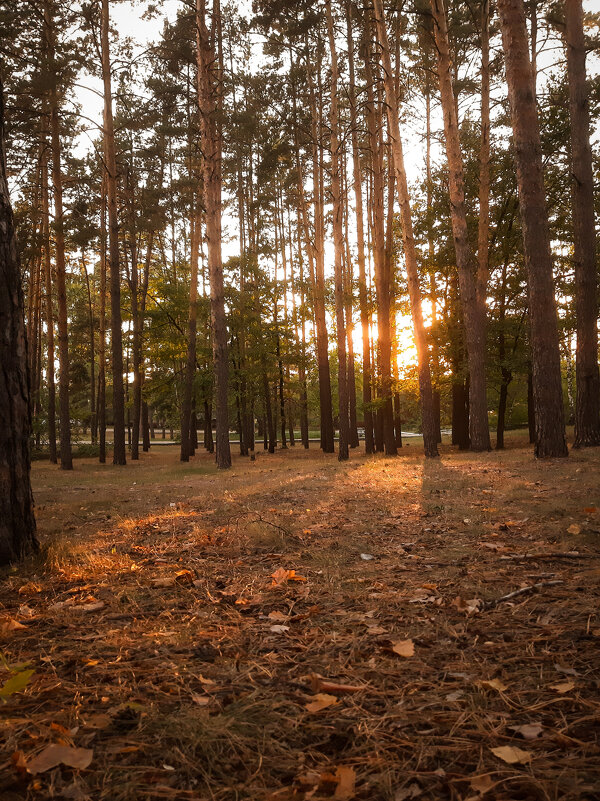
326;0;350;461
373;0;438;458
181;204;201;461
478;0;491;304
346;2;374;454
100;0;126;465
44;0;72;469
98;175;107;463
565;0;600;447
0;80;38;564
196;0;231;468
41;119;57;464
363;22;396;456
430;0;490;452
497;0;568;457
307;40;335;453
81;253;96;444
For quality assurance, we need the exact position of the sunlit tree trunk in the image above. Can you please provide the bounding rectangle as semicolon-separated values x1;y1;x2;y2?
430;0;490;452
565;0;600;447
81;253;96;444
100;0;126;465
497;0;567;457
346;2;374;454
326;0;350;461
0;81;38;564
196;0;231;468
373;0;438;458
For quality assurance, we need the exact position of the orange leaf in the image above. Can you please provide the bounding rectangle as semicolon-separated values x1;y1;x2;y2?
304;693;338;713
490;745;531;765
392;639;415;658
333;765;356;800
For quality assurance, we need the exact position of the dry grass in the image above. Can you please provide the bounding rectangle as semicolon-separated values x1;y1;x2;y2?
1;433;599;800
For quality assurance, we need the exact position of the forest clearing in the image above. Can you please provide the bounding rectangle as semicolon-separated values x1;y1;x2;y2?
1;434;599;800
1;0;600;798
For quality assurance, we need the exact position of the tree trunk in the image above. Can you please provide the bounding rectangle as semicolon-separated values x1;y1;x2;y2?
497;0;567;457
0;81;38;564
181;204;201;461
41;118;57;463
326;0;350;461
98;175;107;463
373;0;438;458
196;0;231;469
478;0;491;304
44;0;72;470
430;0;490;452
81;253;96;444
346;2;373;454
100;0;126;465
565;0;600;447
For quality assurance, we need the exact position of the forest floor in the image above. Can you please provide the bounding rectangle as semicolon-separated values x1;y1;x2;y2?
1;433;599;801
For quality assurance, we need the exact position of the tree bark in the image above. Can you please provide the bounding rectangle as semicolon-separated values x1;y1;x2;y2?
181;203;201;461
100;0;126;465
497;0;568;457
44;0;72;469
326;0;350;461
0;80;38;564
196;0;231;469
430;0;490;452
565;0;600;447
98;174;107;463
41;117;57;464
373;0;438;458
346;2;374;454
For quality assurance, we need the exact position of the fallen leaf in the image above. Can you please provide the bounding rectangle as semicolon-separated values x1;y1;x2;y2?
333;765;356;800
554;663;579;676
452;597;482;615
469;774;494;795
0;669;35;699
190;694;210;706
480;678;508;692
584;506;596;514
268;611;288;622
392;639;415;658
366;625;387;635
304;693;338;713
491;745;532;765
11;750;28;776
0;617;27;634
27;744;93;774
175;569;194;584
550;681;575;694
509;722;543;740
567;524;582;535
269;624;290;634
360;553;375;561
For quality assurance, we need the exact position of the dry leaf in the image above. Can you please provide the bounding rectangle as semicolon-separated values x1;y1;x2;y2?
452;596;482;615
269;624;290;634
0;617;27;634
394;784;422;800
567;524;582;535
469;774;494;795
366;625;387;635
268;611;288;622
175;569;194;584
509;722;543;740
550;681;575;694
490;745;532;765
333;765;356;800
304;693;338;713
480;678;508;692
392;639;415;658
27;744;93;774
584;506;596;514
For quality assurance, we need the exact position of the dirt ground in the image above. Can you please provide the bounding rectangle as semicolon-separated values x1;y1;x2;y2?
1;433;599;801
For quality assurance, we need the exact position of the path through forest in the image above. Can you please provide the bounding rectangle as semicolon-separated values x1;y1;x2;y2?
1;436;599;800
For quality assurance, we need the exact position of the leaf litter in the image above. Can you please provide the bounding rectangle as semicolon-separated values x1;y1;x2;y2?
1;445;599;800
